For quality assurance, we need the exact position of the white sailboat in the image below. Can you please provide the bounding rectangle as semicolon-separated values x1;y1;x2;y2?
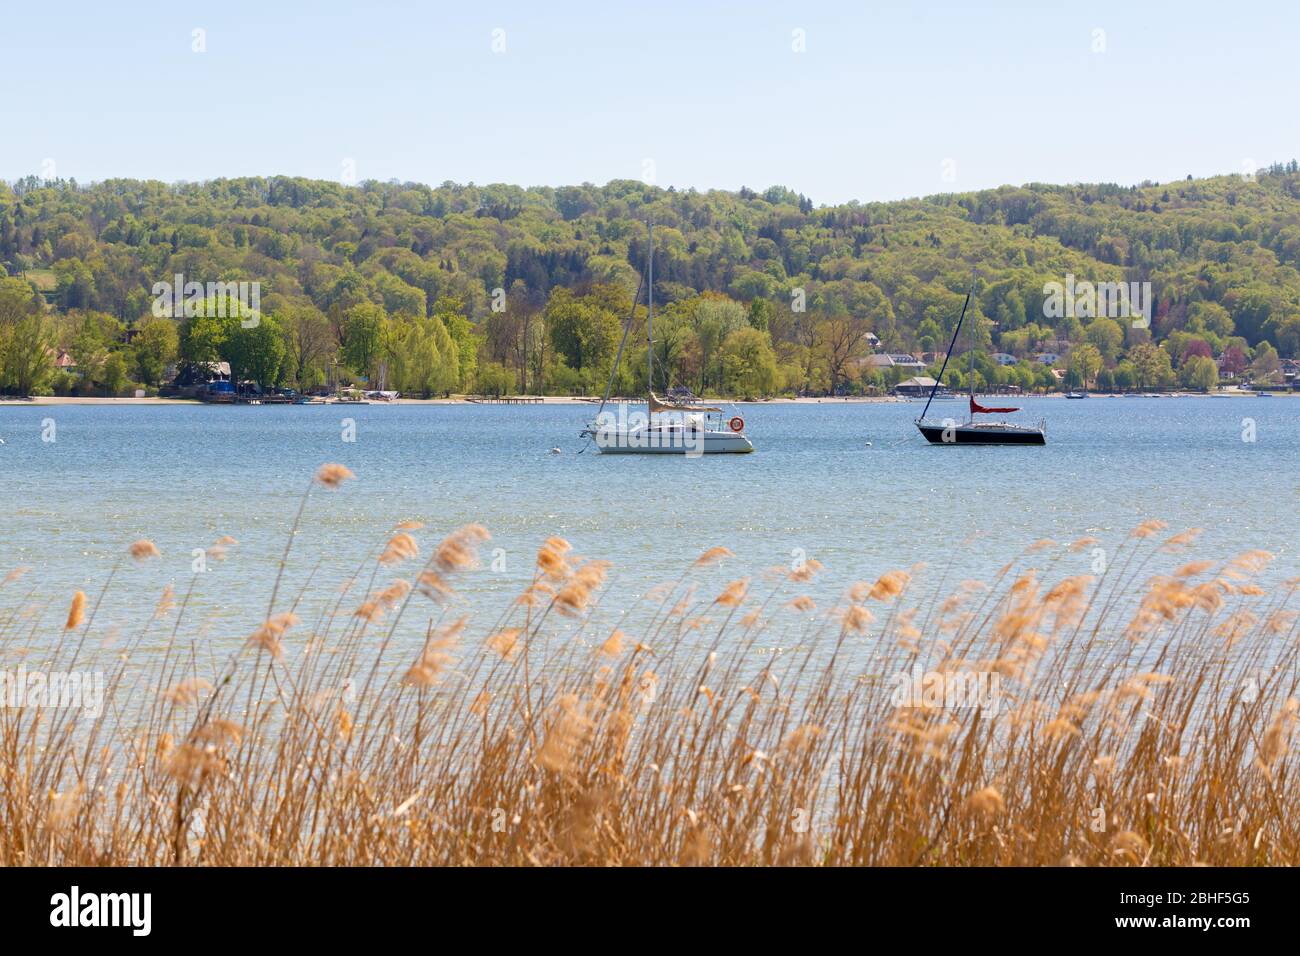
582;223;754;455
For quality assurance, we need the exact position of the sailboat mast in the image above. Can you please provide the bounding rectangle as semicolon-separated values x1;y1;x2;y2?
967;268;976;421
920;294;966;420
968;292;975;404
647;221;654;396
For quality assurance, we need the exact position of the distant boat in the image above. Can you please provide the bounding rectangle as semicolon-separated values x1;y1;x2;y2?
915;270;1046;445
1064;390;1088;399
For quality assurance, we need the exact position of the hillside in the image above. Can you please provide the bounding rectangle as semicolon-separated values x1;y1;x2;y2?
2;163;1298;397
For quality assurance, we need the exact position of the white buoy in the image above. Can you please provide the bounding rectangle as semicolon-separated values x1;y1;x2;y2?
864;441;872;447
549;447;562;455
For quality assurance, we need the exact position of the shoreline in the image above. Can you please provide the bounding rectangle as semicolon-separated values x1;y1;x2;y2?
0;390;1290;407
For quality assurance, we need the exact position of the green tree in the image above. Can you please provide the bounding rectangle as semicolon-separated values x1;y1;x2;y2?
747;296;774;333
1067;343;1102;389
0;277;40;326
0;278;50;395
341;303;388;382
1180;354;1219;391
132;317;179;386
1113;360;1137;390
690;295;749;393
1128;342;1174;388
180;311;229;365
433;297;477;390
815;315;869;393
1187;301;1234;337
374;272;427;316
53;258;95;309
720;327;779;397
475;361;515;397
69;312;122;385
1272;314;1300;357
277;303;334;390
101;351;129;396
544;288;619;376
1084;318;1125;364
391;316;458;397
226;315;285;391
1;313;55;395
1249;342;1281;383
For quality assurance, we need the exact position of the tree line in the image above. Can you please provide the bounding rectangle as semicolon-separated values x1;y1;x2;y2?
2;163;1299;397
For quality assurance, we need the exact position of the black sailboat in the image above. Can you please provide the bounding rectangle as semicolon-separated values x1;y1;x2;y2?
915;272;1046;445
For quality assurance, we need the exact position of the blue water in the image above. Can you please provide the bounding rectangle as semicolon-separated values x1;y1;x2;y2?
1;397;1296;647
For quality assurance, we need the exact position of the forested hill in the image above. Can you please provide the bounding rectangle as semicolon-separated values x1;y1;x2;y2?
1;162;1298;397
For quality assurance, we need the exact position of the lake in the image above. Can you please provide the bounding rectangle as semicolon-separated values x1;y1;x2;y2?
1;397;1296;651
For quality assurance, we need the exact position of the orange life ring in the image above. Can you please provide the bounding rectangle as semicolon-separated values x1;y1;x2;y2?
728;416;745;433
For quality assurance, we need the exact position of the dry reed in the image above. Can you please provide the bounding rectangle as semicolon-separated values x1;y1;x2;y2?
0;467;1297;867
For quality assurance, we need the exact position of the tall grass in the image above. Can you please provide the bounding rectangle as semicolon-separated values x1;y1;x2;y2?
1;465;1296;866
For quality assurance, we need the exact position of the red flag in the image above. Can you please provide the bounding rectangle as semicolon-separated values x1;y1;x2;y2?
970;396;1019;414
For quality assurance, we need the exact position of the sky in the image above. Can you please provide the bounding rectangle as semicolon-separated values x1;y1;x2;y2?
2;0;1297;205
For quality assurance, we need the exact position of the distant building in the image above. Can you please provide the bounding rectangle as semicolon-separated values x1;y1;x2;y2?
894;376;939;397
1217;352;1247;377
170;361;232;398
863;331;881;349
43;346;79;373
991;352;1017;366
1035;352;1060;365
865;353;927;371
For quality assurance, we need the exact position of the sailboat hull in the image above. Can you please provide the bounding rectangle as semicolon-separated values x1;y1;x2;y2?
589;425;753;454
917;422;1045;445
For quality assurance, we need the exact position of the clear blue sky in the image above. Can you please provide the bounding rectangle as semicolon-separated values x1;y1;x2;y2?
3;0;1295;204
